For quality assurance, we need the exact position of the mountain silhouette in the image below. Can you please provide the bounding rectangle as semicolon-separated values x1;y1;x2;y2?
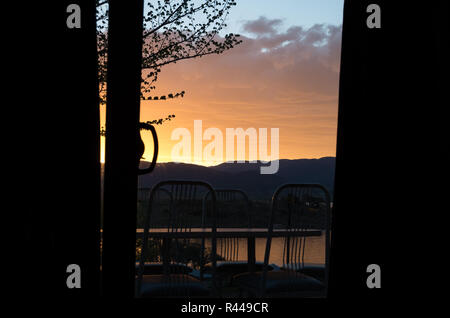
134;157;335;201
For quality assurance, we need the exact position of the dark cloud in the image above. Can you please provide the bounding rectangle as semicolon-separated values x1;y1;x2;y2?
242;16;284;35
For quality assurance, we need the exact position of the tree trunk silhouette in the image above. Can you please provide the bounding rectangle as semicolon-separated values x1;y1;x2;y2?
102;0;144;297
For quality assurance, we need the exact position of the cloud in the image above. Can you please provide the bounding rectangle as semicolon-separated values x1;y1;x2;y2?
152;20;342;97
140;18;342;160
241;16;284;35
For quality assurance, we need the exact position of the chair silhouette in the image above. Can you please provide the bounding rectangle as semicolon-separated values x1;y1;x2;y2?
136;180;218;297
137;187;152;228
203;189;252;289
234;184;331;297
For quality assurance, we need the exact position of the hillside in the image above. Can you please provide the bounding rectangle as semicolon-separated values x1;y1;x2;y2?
135;157;335;201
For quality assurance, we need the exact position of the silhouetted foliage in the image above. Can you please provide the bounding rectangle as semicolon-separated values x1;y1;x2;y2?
96;0;241;131
100;114;176;136
136;238;220;268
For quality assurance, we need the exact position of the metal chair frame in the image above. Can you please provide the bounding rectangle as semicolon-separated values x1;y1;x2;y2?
204;189;252;262
136;180;217;297
260;184;331;297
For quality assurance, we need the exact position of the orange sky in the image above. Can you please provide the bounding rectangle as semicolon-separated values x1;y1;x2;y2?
100;22;341;166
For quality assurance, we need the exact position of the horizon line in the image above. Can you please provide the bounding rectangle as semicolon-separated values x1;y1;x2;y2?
99;156;336;166
136;156;336;168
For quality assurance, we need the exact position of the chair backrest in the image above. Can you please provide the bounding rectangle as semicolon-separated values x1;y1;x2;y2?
205;189;252;228
137;187;151;201
261;184;331;295
136;180;217;296
204;189;252;263
137;187;151;228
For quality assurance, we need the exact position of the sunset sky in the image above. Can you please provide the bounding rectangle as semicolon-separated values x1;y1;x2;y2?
100;1;344;165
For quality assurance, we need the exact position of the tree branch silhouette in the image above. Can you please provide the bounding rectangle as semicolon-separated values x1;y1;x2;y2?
96;0;241;132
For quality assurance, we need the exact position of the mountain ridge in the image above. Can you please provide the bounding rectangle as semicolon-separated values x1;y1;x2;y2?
133;157;335;200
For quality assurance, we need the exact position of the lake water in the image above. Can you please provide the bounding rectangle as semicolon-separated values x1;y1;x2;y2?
139;228;326;266
214;236;325;266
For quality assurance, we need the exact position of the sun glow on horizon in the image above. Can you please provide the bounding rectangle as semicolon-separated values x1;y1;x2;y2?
99;2;342;166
